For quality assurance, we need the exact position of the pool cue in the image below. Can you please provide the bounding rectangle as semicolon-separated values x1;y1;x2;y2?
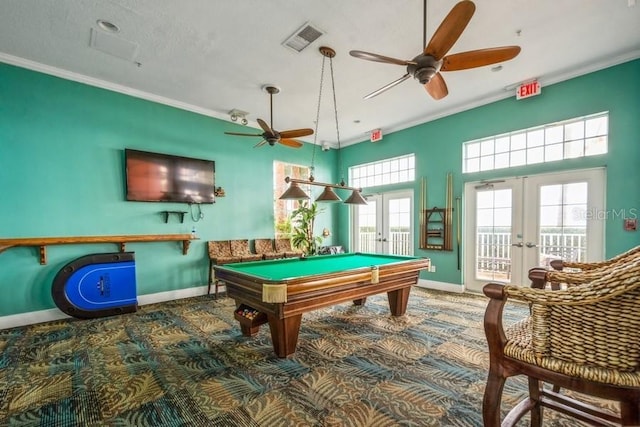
456;196;461;270
420;177;426;248
445;173;453;251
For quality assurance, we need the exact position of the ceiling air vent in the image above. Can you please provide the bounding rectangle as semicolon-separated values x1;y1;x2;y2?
282;22;324;53
89;28;139;62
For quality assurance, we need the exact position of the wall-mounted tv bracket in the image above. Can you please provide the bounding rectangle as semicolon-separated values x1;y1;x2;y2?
228;109;249;125
162;211;188;223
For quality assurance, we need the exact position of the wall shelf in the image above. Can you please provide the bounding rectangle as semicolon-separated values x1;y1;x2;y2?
0;234;195;265
161;211;188;223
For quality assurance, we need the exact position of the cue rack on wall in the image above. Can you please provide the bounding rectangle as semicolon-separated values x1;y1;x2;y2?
419;173;454;251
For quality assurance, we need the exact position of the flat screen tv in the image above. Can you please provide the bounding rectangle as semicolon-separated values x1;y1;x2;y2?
125;149;215;203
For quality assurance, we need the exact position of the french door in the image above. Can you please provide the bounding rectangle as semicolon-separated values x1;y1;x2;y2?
464;168;605;292
352;190;414;255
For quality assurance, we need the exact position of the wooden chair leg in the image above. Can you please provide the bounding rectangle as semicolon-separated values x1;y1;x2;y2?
207;260;213;295
528;377;543;427
483;369;507;427
620;400;640;426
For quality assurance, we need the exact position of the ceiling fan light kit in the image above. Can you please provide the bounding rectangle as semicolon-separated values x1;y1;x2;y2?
350;0;521;100
228;109;249;125
279;46;367;205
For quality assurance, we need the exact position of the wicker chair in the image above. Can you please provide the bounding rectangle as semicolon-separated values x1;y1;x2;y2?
549;244;640;272
531;245;640;290
482;258;640;426
254;238;283;260
207;240;241;297
229;239;262;262
274;238;302;258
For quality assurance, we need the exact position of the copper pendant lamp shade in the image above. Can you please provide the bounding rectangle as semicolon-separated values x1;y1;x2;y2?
279;182;310;200
344;189;368;205
315;186;342;202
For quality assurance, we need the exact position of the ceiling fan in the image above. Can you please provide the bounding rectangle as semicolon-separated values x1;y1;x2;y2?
224;85;313;148
349;0;521;100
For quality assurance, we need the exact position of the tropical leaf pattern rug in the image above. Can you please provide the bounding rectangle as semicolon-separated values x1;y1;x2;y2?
0;288;615;426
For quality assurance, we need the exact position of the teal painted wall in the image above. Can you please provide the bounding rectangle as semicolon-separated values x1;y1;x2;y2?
2;60;639;316
0;63;339;317
339;59;640;285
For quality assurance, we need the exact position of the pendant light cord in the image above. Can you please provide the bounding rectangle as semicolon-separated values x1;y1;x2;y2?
328;55;345;186
310;54;327;182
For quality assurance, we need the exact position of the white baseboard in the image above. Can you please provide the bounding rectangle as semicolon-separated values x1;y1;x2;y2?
2;281;461;330
416;278;465;293
1;286;211;330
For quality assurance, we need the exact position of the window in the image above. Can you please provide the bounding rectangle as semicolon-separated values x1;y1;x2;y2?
273;161;310;238
349;154;415;188
463;112;608;173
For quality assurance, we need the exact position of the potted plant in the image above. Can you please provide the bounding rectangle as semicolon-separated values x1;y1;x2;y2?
290;201;324;256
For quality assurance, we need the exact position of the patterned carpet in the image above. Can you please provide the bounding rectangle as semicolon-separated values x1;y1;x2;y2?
0;288;612;426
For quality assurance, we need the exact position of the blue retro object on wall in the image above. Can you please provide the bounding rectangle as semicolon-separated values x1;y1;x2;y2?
52;252;138;319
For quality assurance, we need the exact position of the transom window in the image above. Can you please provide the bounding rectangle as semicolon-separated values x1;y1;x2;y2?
463;112;608;173
350;154;415;188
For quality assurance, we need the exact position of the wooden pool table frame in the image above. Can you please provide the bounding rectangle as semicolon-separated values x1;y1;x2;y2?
214;255;430;357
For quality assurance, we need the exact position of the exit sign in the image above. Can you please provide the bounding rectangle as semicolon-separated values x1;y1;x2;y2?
516;80;541;100
370;128;383;143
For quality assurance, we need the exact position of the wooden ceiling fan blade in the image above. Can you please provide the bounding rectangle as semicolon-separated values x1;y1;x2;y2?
441;46;521;71
256;118;275;137
424;0;475;61
224;132;262;137
253;140;268;148
349;50;413;66
279;139;303;148
279;128;314;139
425;72;448;100
363;74;411;100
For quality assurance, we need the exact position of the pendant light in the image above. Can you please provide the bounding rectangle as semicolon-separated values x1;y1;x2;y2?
280;46;366;205
279;180;310;200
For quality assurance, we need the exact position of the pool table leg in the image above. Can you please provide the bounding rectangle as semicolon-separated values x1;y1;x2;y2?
267;314;302;358
387;286;411;316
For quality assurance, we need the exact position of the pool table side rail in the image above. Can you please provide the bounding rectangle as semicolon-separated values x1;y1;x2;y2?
214;257;430;296
216;257;430;319
212;252;426;282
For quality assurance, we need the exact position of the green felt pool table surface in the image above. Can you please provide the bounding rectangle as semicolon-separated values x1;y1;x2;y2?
215;252;420;281
213;252;430;357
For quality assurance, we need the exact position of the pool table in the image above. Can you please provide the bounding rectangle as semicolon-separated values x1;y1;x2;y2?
213;252;430;357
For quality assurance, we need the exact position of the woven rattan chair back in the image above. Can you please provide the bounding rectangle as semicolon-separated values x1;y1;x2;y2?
482;255;640;426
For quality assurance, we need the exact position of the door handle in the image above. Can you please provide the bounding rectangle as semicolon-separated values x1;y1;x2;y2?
382;238;388;242
376;238;382;242
525;242;539;248
511;242;523;247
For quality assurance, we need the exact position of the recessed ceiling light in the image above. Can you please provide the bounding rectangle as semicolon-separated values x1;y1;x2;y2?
97;19;120;33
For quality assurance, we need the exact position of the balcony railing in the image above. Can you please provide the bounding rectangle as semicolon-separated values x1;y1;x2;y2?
358;231;412;256
357;230;586;273
476;231;586;276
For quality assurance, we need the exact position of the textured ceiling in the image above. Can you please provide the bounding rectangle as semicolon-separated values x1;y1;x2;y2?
1;0;639;148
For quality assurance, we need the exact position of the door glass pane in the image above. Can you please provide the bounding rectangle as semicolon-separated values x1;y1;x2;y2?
475;189;513;283
538;182;587;264
388;198;411;255
357;201;377;253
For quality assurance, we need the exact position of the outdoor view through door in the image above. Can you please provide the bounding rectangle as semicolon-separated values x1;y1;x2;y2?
464;169;605;292
349;154;416;256
353;191;414;256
